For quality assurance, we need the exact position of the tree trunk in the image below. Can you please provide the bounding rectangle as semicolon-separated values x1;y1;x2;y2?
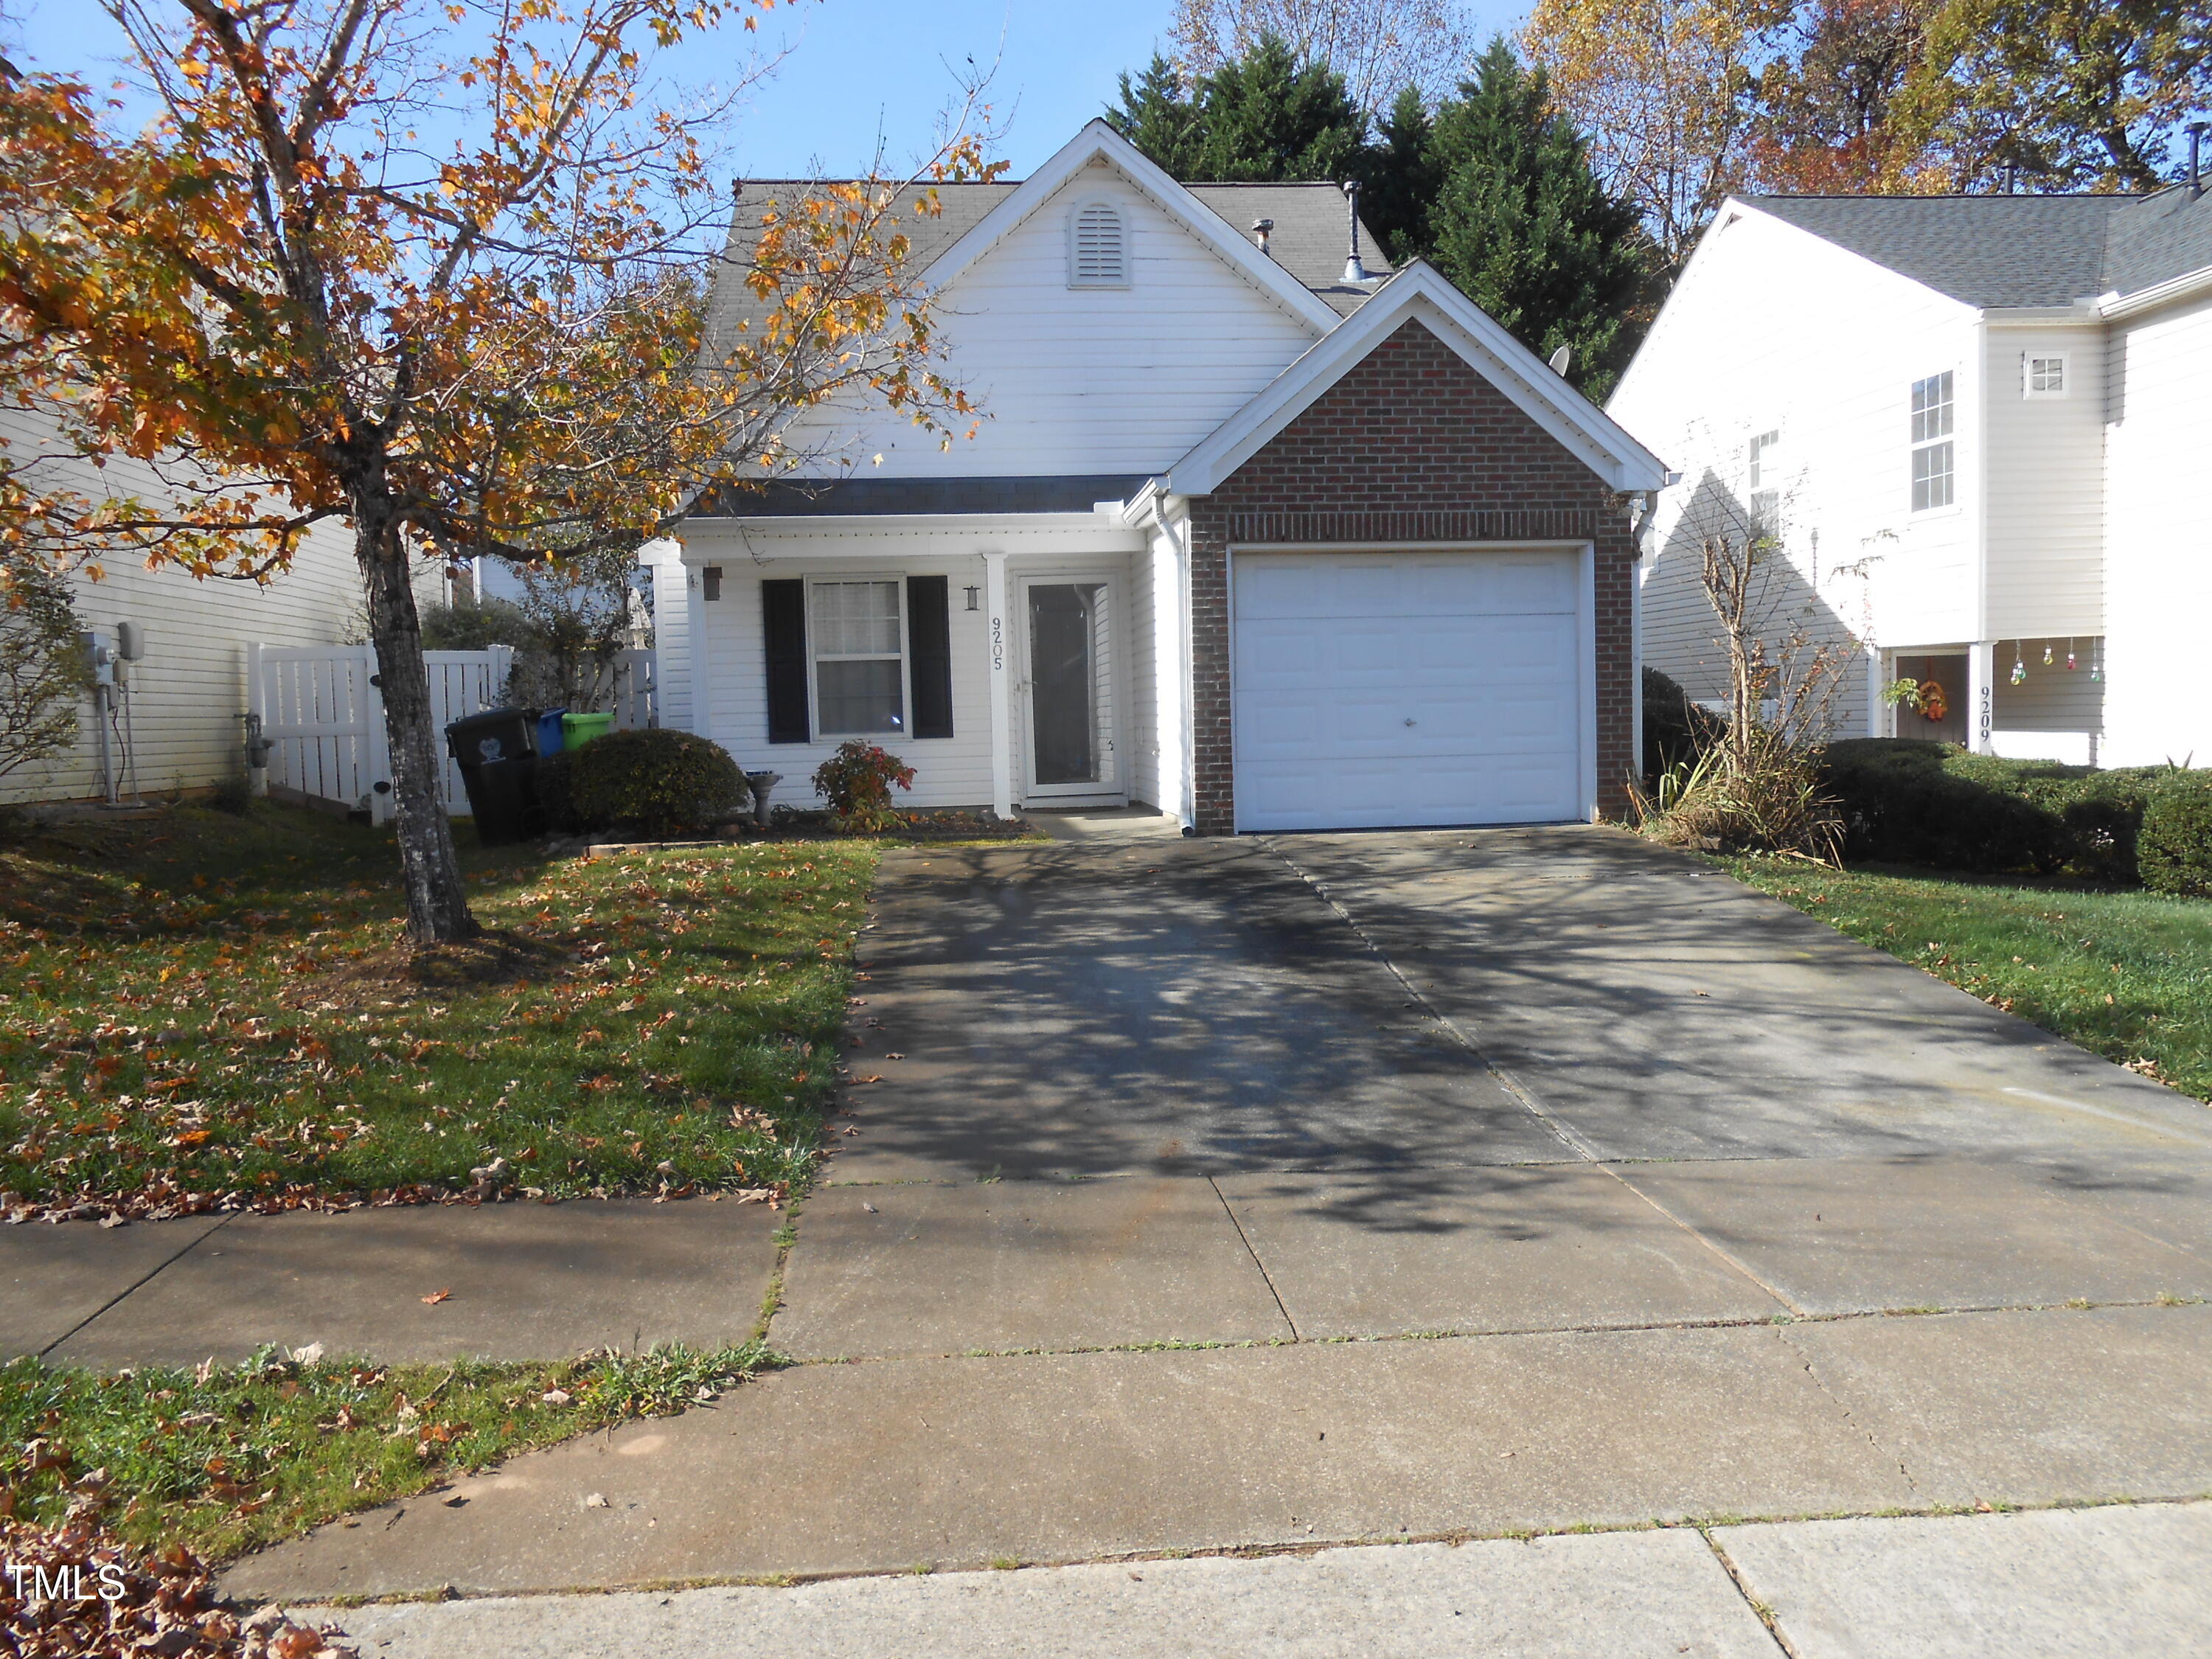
357;502;480;947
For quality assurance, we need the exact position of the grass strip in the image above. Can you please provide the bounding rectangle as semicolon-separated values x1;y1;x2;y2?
1;1340;775;1560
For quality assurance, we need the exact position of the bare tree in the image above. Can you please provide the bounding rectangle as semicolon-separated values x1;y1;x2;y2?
1170;0;1475;111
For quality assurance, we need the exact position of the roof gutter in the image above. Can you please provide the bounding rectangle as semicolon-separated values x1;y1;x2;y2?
2098;262;2212;322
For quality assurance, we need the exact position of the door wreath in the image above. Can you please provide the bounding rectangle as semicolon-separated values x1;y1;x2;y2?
1918;678;1949;722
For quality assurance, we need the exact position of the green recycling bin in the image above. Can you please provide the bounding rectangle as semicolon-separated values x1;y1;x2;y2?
562;711;615;748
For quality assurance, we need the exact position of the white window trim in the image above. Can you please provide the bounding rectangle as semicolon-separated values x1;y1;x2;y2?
1066;198;1131;290
1909;370;1955;514
2023;351;2070;400
805;573;913;742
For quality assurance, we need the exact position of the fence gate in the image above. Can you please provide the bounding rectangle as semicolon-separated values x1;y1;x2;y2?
248;643;513;824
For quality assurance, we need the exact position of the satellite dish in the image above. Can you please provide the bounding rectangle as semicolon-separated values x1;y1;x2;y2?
1548;345;1572;375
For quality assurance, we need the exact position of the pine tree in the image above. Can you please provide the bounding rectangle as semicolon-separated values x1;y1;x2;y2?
1356;85;1446;265
1110;54;1208;179
1425;38;1648;396
1108;34;1367;182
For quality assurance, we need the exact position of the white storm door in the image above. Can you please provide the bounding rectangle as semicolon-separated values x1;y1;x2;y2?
1018;575;1123;802
1232;549;1585;832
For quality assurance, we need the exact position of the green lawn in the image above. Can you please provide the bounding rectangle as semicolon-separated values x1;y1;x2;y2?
1721;857;2212;1103
0;1342;772;1559
0;802;879;1216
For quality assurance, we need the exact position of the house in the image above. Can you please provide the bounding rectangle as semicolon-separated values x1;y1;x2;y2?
1609;182;2212;768
644;120;1666;832
0;406;386;807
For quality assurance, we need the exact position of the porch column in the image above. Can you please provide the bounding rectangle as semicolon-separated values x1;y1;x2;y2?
1967;640;1995;754
983;551;1013;819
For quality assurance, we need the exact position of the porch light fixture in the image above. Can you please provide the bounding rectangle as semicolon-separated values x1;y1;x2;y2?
964;584;981;612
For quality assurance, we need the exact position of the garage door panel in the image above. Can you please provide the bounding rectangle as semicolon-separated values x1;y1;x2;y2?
1233;549;1585;831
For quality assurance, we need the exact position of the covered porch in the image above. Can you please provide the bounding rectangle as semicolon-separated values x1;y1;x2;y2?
642;487;1190;823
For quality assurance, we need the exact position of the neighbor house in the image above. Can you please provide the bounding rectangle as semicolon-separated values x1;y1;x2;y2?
1610;182;2212;768
644;120;1666;832
0;406;385;807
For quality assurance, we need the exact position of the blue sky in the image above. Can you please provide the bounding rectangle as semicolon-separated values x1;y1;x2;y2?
4;0;1528;178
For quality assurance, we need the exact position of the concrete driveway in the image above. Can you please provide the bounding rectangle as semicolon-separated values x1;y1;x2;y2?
831;827;2212;1180
232;827;2212;1609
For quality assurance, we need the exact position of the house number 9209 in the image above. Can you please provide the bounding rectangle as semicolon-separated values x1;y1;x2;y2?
991;616;1004;671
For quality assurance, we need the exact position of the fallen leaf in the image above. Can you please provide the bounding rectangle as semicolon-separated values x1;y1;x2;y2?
541;1388;572;1406
420;1289;451;1305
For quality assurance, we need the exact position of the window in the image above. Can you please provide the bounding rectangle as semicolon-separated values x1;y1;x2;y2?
810;579;905;735
1910;371;1954;512
1068;201;1127;288
2025;353;2068;398
1747;429;1781;532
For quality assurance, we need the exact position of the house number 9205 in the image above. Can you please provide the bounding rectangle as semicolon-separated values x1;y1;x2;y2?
991;616;1004;671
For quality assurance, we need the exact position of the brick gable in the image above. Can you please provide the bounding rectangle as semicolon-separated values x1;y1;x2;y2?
1186;316;1638;833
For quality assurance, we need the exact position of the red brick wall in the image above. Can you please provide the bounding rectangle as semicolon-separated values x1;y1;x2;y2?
1188;316;1638;835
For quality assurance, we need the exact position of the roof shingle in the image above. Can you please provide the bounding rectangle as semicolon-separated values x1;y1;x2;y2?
1742;187;2212;308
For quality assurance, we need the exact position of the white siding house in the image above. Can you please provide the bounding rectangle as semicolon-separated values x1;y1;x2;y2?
652;122;1666;832
1612;187;2212;768
1;408;392;806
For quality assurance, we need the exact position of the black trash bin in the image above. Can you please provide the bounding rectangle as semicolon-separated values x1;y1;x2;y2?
445;706;542;846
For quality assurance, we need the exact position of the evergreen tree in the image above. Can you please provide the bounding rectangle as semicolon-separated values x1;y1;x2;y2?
1425;38;1648;396
1356;85;1446;265
1109;33;1367;181
1111;54;1208;179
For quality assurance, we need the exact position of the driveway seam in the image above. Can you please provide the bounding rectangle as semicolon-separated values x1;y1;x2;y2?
1261;839;1811;1319
37;1211;242;1360
1205;1177;1301;1342
1256;839;1600;1163
1698;1528;1803;1657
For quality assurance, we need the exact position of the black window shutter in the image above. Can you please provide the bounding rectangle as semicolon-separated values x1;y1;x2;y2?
908;575;954;740
762;580;810;745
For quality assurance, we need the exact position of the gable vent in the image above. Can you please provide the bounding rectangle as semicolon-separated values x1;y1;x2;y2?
1070;201;1127;288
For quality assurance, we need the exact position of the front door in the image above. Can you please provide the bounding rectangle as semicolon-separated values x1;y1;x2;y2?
1020;577;1121;801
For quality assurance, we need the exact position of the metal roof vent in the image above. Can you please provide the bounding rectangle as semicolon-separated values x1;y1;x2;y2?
1341;181;1372;283
1251;217;1275;258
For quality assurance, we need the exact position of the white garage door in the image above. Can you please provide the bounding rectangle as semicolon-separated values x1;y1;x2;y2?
1233;549;1585;832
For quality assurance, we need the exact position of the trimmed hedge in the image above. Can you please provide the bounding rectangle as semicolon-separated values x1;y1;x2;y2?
2140;779;2212;897
1643;665;1725;780
566;728;743;839
1820;739;2199;883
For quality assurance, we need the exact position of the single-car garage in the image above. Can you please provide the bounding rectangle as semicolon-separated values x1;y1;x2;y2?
1231;547;1591;832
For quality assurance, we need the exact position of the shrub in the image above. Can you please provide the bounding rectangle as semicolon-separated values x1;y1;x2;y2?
1642;664;1726;781
534;745;582;833
2139;780;2212;897
1637;723;1841;860
812;740;915;834
566;728;742;840
1820;739;2194;881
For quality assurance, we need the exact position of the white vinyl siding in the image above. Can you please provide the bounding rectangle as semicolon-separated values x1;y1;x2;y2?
0;406;420;806
775;175;1322;477
2101;292;2212;768
1983;326;2104;641
1610;210;1980;734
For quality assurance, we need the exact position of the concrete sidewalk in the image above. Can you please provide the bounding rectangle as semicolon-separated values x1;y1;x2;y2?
312;1500;2212;1659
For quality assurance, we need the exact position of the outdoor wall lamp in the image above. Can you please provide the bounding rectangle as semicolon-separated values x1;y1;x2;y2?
964;585;981;611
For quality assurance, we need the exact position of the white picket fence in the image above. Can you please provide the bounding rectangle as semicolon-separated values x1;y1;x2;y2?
248;642;656;824
248;644;513;824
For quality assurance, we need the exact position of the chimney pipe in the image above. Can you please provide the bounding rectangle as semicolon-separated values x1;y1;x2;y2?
2191;122;2208;199
1251;216;1275;258
1341;181;1371;283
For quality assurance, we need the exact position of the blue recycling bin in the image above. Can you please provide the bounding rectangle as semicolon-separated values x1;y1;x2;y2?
536;709;568;757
